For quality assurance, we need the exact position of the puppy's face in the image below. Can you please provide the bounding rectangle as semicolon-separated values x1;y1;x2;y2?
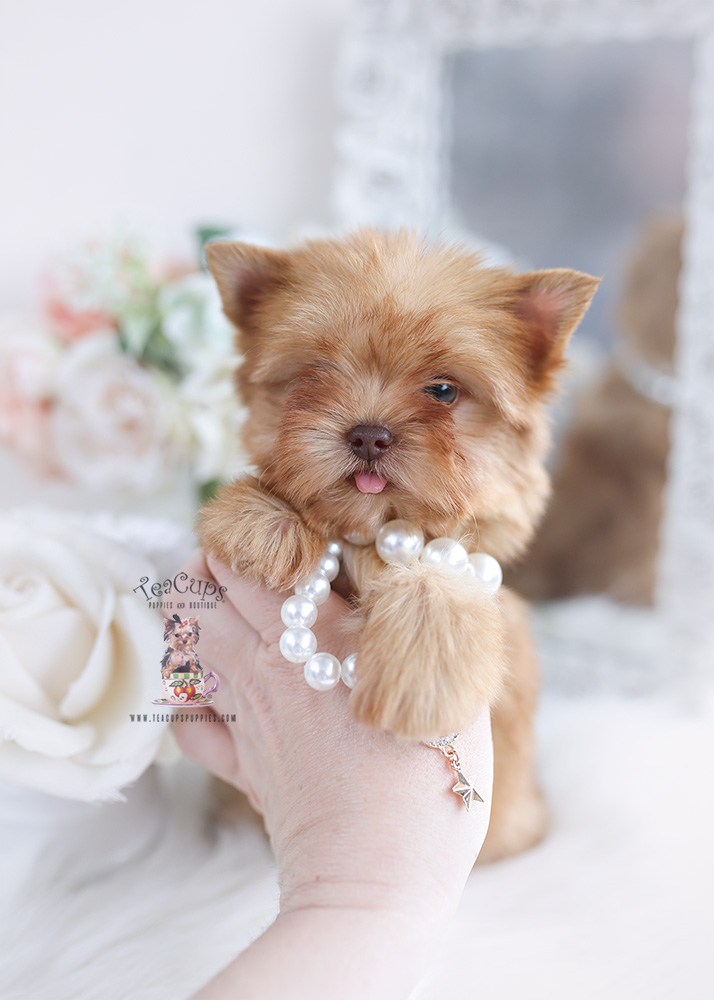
165;618;200;650
207;232;598;561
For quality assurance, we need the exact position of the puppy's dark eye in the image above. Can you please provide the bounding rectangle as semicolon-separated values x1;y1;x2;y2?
424;382;459;405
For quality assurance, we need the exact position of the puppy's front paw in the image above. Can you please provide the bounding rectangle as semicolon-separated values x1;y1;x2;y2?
197;477;327;591
349;563;507;740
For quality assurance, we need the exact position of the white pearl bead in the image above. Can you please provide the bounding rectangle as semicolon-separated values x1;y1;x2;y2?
279;626;317;663
342;529;375;545
295;571;331;605
327;540;343;557
281;594;318;629
304;652;341;691
375;520;424;565
317;551;340;582
341;652;358;688
469;553;503;593
420;537;469;574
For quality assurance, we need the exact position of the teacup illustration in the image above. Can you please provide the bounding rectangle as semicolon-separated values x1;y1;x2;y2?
162;670;219;703
152;614;219;706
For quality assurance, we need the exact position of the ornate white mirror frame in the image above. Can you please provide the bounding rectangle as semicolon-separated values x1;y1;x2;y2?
333;0;714;693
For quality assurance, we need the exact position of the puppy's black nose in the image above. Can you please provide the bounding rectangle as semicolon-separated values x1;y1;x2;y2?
347;423;394;463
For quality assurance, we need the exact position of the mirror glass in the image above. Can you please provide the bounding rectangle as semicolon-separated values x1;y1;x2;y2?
446;40;693;624
448;40;692;348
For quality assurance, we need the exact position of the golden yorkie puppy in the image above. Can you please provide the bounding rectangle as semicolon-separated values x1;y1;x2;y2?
199;230;598;860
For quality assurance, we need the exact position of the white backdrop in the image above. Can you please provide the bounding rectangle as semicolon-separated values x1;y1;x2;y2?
0;0;349;311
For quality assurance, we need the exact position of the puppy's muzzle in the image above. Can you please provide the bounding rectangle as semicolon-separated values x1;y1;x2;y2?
346;424;394;464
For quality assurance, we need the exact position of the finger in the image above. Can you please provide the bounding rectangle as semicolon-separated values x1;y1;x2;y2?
205;554;289;643
196;616;261;690
177;548;215;599
173;708;239;785
177;549;261;681
203;668;240;719
173;702;265;815
179;549;257;640
206;553;351;647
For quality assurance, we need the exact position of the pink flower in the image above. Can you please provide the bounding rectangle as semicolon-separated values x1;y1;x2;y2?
51;334;176;494
45;295;117;344
0;329;61;473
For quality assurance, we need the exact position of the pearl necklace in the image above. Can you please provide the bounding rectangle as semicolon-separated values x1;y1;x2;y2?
279;519;503;692
278;520;501;811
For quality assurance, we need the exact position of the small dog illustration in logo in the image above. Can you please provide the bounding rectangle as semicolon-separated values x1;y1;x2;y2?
153;614;219;706
162;615;201;677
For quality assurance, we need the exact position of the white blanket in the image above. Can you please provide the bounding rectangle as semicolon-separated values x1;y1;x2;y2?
1;691;712;999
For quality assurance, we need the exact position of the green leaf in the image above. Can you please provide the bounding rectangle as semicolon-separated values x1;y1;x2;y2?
196;224;236;265
141;326;182;378
197;224;233;244
199;478;223;504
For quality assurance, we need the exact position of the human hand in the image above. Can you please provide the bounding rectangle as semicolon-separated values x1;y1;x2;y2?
174;550;494;998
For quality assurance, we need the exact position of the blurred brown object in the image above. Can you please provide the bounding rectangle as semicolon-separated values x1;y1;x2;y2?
506;214;683;606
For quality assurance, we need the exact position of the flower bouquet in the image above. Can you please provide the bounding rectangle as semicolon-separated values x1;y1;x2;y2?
0;234;248;502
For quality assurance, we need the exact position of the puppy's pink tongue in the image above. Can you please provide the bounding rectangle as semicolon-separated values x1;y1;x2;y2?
354;472;387;494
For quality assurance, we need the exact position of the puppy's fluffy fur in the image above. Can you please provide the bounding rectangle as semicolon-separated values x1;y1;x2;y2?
199;230;597;858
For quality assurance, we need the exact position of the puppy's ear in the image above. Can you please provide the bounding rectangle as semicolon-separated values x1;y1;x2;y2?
506;268;600;391
205;241;292;332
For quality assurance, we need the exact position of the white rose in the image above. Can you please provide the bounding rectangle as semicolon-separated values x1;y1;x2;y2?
0;509;167;802
51;333;177;494
158;272;236;375
177;366;249;483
